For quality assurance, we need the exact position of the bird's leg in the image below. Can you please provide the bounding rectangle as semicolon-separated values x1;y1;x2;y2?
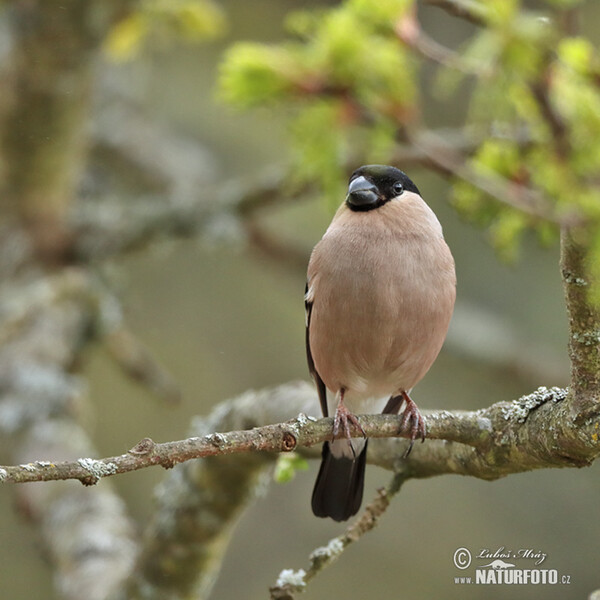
382;394;403;415
397;390;426;458
332;388;366;442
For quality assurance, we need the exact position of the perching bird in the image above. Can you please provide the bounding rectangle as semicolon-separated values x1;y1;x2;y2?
306;165;456;521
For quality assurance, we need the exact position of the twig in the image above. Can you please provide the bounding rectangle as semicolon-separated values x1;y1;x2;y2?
270;474;405;599
529;62;571;160
422;0;488;26
75;113;541;263
102;327;182;404
93;286;182;404
409;129;583;227
396;8;491;76
0;267;181;405
119;382;316;600
244;220;310;272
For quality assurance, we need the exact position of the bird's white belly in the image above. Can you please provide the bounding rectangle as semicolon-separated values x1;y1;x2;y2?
325;383;395;418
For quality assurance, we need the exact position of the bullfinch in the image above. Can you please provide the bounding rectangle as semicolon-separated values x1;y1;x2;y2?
306;165;456;521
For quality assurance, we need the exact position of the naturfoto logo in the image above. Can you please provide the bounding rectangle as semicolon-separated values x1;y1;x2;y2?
453;546;571;586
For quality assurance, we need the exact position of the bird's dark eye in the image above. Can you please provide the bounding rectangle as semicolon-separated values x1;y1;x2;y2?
392;182;404;195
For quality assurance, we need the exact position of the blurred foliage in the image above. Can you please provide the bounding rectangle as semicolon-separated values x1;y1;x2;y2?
218;0;600;295
104;0;225;61
219;0;415;207
274;453;309;483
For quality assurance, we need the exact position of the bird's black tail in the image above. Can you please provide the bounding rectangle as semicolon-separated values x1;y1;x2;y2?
311;440;368;522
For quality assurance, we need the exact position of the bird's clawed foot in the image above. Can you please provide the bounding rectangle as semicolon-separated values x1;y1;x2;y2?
333;402;366;442
399;391;426;458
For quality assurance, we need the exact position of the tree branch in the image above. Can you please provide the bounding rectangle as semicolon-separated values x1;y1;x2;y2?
397;8;490;76
73;113;543;264
0;406;475;485
0;264;137;600
0;0;134;261
407;129;585;228
422;0;488;26
1;382;596;488
530;75;571;161
270;473;405;599
119;383;316;600
561;228;600;422
1;379;586;599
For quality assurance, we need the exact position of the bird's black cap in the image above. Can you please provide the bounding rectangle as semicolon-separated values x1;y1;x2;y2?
346;165;420;212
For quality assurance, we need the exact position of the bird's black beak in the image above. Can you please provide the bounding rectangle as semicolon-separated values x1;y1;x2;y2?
346;176;379;211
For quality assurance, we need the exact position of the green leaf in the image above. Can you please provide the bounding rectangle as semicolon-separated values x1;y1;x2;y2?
104;13;148;60
485;0;519;26
543;0;585;7
473;138;521;178
365;118;397;164
289;100;348;208
274;453;309;483
348;0;413;25
219;43;296;108
558;37;593;73
490;210;527;262
535;221;559;248
451;179;507;233
104;0;225;61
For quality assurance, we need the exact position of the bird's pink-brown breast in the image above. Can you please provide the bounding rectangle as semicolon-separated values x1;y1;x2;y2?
307;192;456;399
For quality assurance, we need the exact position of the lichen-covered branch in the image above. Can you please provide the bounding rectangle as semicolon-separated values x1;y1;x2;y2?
120;383;316;600
89;379;596;600
0;2;597;599
561;229;600;423
0;399;482;485
2;383;591;488
0;376;595;600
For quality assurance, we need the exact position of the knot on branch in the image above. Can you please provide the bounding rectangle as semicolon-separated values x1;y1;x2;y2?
160;457;176;470
281;431;297;452
206;432;227;447
128;437;155;455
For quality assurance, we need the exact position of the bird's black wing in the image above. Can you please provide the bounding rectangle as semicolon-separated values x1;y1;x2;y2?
305;281;328;417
